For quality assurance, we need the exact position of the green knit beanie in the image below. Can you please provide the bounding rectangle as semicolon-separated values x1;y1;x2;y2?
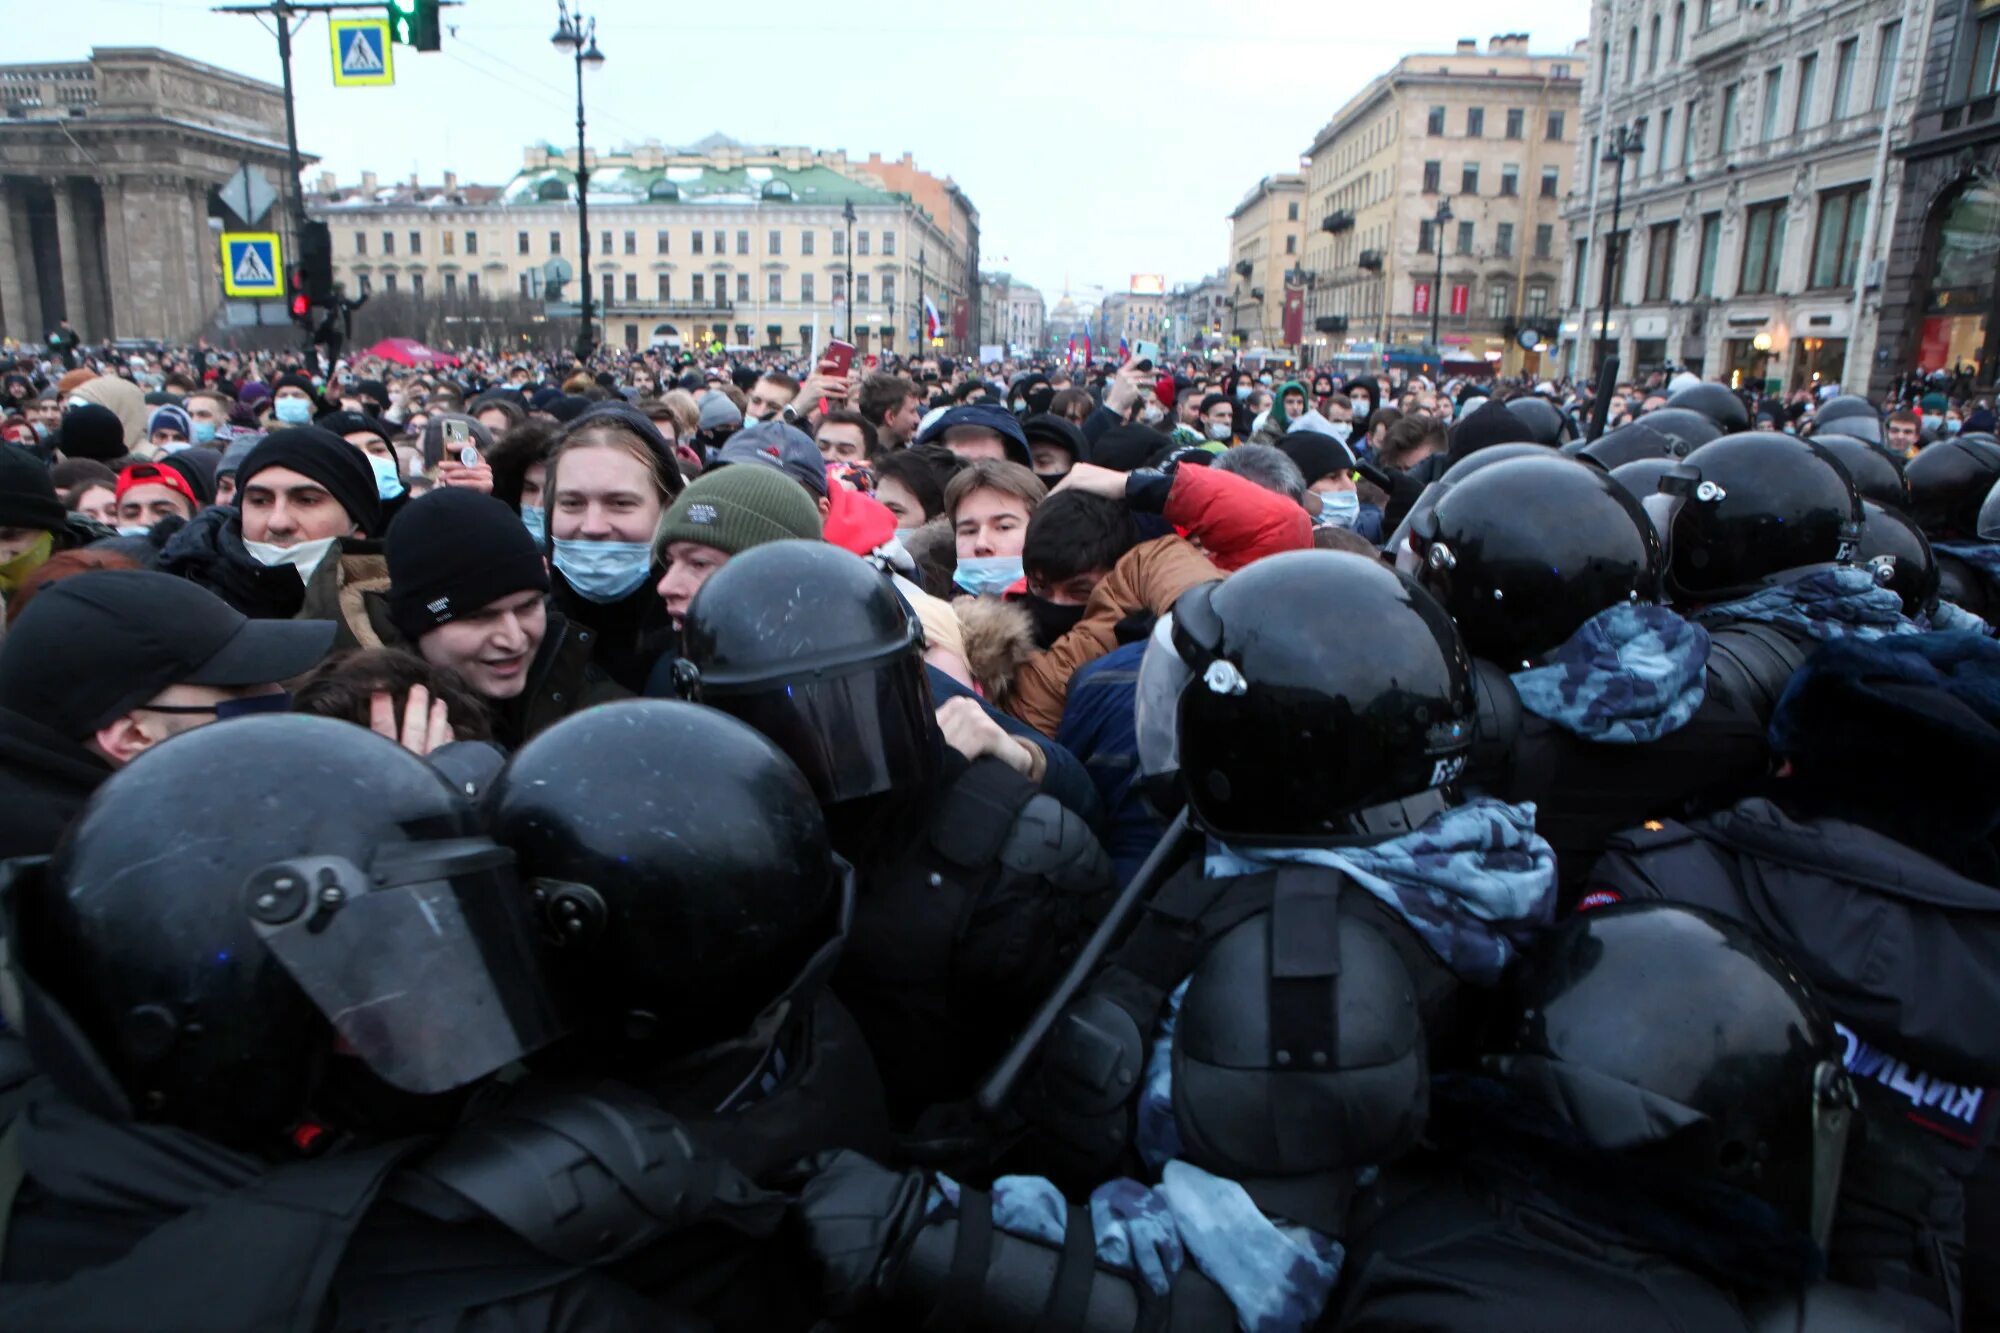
656;462;823;556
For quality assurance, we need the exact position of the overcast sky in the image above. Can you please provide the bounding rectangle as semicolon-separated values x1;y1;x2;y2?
18;0;1590;301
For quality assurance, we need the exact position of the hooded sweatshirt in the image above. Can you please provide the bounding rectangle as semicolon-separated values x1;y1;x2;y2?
1697;566;1918;642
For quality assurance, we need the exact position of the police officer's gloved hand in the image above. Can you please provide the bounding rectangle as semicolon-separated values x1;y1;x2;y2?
784;1149;932;1316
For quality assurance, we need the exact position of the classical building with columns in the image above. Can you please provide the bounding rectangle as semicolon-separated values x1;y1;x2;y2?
0;48;296;345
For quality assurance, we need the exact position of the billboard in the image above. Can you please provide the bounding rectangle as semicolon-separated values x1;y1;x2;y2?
1130;273;1166;296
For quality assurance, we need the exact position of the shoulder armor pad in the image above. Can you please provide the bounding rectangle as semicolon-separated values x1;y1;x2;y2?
1703;618;1815;721
1001;794;1112;894
401;1083;783;1267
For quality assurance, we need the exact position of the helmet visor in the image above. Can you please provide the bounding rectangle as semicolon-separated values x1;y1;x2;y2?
248;840;566;1094
703;654;937;805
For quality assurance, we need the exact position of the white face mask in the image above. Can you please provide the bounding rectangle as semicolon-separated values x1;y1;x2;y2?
1329;421;1354;444
244;535;339;584
1141;404;1166;424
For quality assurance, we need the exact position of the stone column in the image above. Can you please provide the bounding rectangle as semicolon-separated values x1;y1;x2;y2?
0;178;27;344
188;178;217;333
6;188;43;340
99;176;130;341
48;176;87;337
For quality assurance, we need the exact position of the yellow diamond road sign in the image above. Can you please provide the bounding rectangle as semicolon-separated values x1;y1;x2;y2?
221;232;283;299
331;18;395;87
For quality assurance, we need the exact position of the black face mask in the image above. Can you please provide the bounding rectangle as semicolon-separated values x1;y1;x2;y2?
1035;469;1071;490
1023;595;1087;650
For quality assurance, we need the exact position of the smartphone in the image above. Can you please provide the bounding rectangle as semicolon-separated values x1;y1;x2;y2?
1132;340;1161;365
819;339;857;378
442;418;477;466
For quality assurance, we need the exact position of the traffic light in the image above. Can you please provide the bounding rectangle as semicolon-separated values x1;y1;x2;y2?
299;220;334;303
386;0;441;51
288;267;313;329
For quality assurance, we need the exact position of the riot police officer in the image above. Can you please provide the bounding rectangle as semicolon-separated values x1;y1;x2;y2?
483;699;891;1329
1906;435;2000;619
1650;431;1910;718
0;715;668;1331
1411;452;1771;901
1333;902;1886;1330
1588;632;2000;1328
671;540;1113;1125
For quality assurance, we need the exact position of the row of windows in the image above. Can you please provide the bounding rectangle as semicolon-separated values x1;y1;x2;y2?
351;272;480;298
1313;278;1556;323
1315;110;1400;185
353;226;899;259
1572;184;1869;308
1593;19;1901;188
1427;105;1566;141
1420;161;1561;198
511;271;904;305
1417;219;1559;260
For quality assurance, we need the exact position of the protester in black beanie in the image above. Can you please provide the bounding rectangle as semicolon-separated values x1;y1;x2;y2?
384;489;548;646
55;403;129;464
1446;396;1542;463
236;427;383;537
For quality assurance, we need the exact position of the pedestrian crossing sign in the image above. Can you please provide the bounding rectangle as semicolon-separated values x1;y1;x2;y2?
221;232;284;298
330;18;395;87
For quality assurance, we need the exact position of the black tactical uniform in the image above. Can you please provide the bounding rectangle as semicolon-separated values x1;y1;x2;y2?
1592;800;2000;1322
672;540;1113;1123
783;552;1511;1332
485;699;893;1330
0;716;686;1332
1409;451;1773;900
1333;904;1908;1331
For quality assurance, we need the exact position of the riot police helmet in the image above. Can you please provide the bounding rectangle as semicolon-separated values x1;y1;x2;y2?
17;715;561;1151
486;700;843;1057
1653;432;1863;604
675;540;937;805
1905;435;2000;540
1811;394;1879;430
1494;902;1856;1250
1503;395;1575;446
1665;381;1751;433
1414;453;1663;669
1607;457;1681;504
1164;551;1472;843
1855;500;1940;620
1979;474;2000;541
1809;433;1908;511
1579;408;1723;470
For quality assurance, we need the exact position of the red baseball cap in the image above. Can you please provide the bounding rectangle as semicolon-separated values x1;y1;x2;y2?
115;462;201;512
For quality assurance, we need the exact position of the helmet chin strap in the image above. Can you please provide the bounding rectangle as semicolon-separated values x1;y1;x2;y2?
1327;788;1454;842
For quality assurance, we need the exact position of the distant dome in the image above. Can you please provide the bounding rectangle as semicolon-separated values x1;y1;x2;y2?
648;179;681;201
761;179;793;199
536;178;570;202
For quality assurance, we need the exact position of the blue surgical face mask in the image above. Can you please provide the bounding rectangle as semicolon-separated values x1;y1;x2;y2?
1946;418;1964;435
1352;401;1371;421
521;504;547;544
192;419;218;445
1234;386;1252;402
366;451;405;500
553;537;653;603
952;554;1024;597
1313;488;1361;530
116;524;152;537
273;396;313;425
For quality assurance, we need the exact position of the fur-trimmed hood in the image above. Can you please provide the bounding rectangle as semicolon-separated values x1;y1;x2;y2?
952;594;1037;706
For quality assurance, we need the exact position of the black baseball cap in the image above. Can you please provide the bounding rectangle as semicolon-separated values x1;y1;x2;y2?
0;570;335;738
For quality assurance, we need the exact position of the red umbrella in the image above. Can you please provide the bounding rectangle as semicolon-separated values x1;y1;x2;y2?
360;337;458;368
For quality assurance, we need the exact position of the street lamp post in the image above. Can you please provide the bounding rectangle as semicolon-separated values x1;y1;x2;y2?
1593;124;1645;378
552;0;604;363
917;247;927;353
841;199;856;339
1428;197;1453;355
